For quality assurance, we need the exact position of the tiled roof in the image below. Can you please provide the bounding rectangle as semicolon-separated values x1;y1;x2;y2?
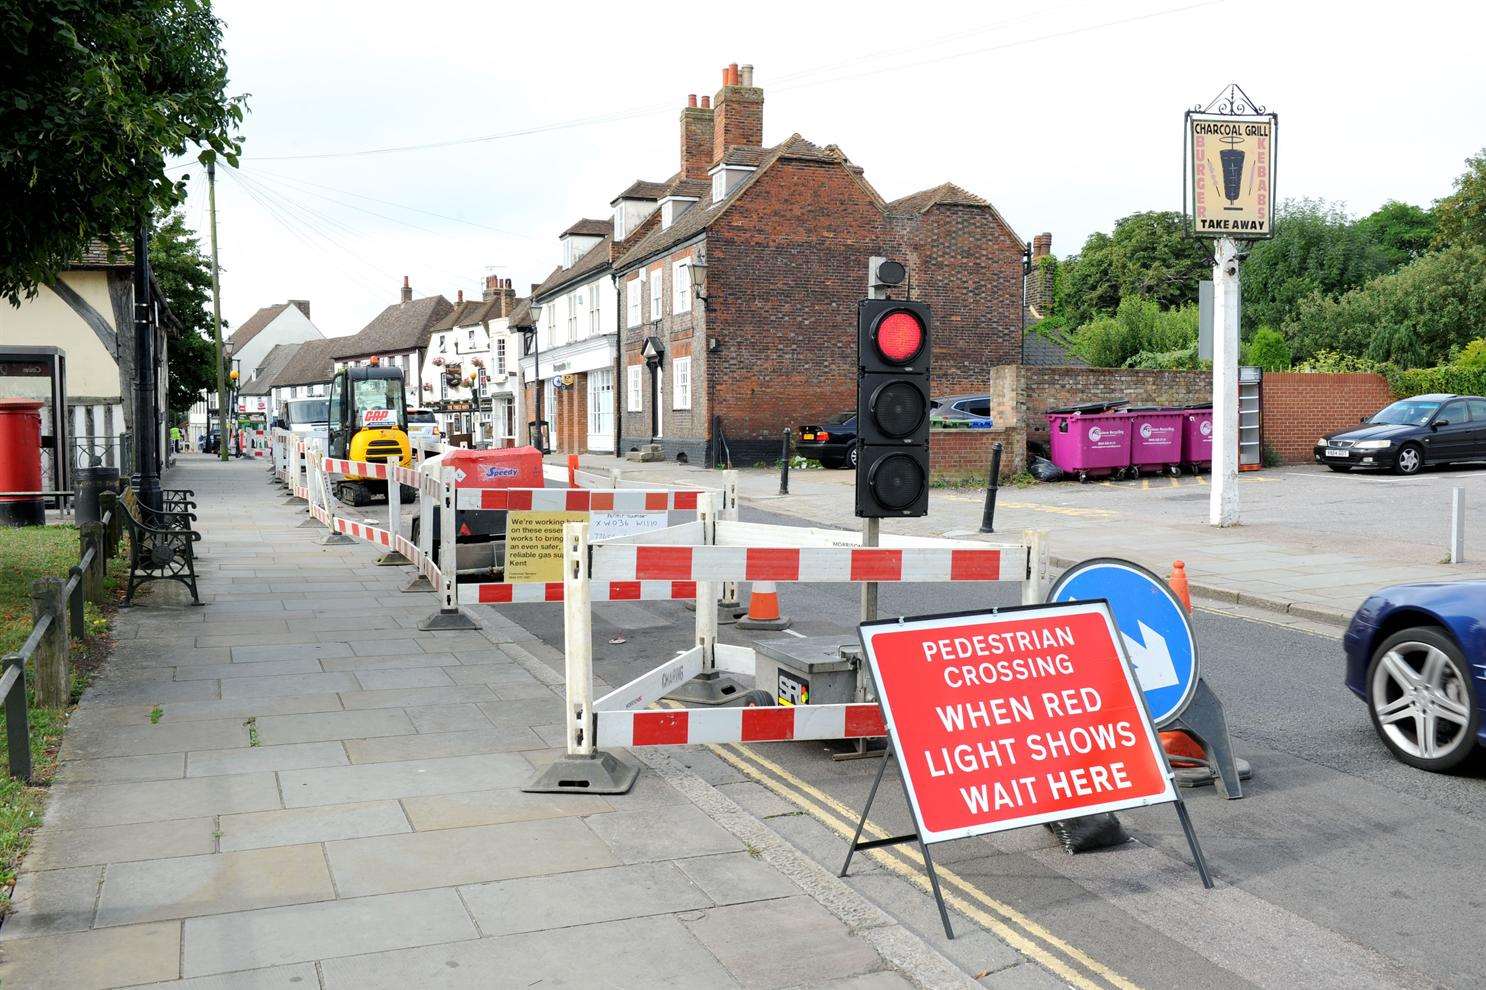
719;146;768;167
1021;318;1085;367
610;179;669;205
532;235;613;301
428;299;499;334
333;295;453;358
72;238;133;268
240;342;301;395
228;303;291;351
614;134;846;274
507;296;534;329
273;337;342;387
662;178;710;200
561;218;613;238
887;182;992;215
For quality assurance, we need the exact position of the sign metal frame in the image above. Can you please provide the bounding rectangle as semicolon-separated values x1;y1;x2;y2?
1183;83;1278;241
842;600;1212;938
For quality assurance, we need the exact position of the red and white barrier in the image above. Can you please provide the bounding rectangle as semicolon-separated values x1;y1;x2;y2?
590;544;1020;584
456;487;701;512
459;579;699;605
596;703;887;748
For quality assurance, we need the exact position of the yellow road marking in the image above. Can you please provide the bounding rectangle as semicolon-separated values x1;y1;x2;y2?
1168;477;1180;488
1196;475;1208;486
708;739;1141;990
1140;479;1150;491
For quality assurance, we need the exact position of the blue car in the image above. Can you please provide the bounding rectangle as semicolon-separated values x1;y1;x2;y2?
1345;582;1484;771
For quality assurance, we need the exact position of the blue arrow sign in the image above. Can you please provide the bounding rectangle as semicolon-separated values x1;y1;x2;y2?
1047;558;1198;726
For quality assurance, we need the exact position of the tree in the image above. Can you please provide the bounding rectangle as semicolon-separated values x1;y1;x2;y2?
1242;327;1292;372
1454;338;1486;370
0;0;244;305
1282;245;1486;367
1433;148;1486;250
1069;297;1198;369
1355;200;1437;268
1240;199;1392;335
1060;212;1210;327
149;211;220;417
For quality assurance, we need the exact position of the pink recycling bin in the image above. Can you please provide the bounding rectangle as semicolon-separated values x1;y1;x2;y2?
1047;411;1132;483
1181;408;1214;472
1128;409;1185;476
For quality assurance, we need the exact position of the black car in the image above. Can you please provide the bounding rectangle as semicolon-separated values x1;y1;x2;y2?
1315;393;1486;475
797;413;858;469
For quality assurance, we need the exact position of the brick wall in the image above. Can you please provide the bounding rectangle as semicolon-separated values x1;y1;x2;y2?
930;426;1026;481
1260;372;1393;463
991;365;1211;454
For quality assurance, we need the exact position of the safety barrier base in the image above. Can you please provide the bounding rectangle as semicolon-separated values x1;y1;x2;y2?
522;751;639;795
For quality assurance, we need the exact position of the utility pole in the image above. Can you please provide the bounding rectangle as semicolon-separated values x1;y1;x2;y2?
132;220;163;513
1209;236;1241;527
207;157;229;461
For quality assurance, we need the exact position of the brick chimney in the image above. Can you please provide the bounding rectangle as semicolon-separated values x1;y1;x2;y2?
400;276;412;303
288;299;310;320
680;93;715;182
712;62;763;164
456;289;464;304
1027;233;1054;313
484;276;516;317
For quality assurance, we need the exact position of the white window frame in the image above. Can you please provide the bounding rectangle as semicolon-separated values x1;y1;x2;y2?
711;171;725;204
589;284;601;335
649;269;663;324
672;260;692;315
672;356;692;409
626;276;643;328
627;365;643;412
567;292;578;343
544;304;557;349
496;338;506;375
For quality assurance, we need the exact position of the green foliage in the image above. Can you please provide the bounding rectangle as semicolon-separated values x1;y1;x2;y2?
150;211;220;416
1453;338;1486;369
1293;350;1386;374
1060;212;1210;326
1069;297;1198;369
1433;148;1486;250
0;0;245;305
1240;199;1393;335
1242;327;1292;372
1384;364;1486;400
1282;245;1486;367
1355;200;1437;268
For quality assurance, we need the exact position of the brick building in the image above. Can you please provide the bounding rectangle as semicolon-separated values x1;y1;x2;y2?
608;63;1027;465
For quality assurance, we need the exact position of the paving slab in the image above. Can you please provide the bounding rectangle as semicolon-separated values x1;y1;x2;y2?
343;726;545;764
0;921;181;990
46;773;282;829
181;888;478;977
218;800;410;851
681;895;887;989
0;865;102;939
320;652;461;671
70;694;346;727
402;702;493;734
353;667;454;690
278;752;533;807
62;717;250;758
253;708;415;745
95;843;334;927
81;678;222;705
459;860;712;937
400;787;612;831
56;752;185;784
229;642;353;662
338;684;498;710
174;658;327;681
186;740;350;777
318;914;738;990
676;850;803;906
120;962;322;989
219;671;362;700
325;816;619;897
583;801;746;864
22;818;218;872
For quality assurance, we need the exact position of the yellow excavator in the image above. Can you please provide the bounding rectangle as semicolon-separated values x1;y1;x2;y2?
327;359;412;505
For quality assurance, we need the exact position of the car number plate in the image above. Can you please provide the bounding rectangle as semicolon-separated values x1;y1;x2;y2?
801;433;815;441
1325;447;1349;458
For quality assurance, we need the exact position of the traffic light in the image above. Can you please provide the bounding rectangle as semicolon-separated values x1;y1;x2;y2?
856;298;930;517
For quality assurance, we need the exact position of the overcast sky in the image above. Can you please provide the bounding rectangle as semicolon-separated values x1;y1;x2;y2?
173;0;1486;337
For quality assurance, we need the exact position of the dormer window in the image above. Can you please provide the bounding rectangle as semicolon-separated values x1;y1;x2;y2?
659;196;699;230
709;163;757;204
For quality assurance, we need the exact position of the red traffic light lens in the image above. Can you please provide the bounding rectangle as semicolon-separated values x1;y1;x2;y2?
876;310;924;364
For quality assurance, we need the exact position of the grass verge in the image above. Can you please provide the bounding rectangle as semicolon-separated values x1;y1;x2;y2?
0;524;123;906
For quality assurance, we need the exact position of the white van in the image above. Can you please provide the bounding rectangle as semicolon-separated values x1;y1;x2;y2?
282;398;329;449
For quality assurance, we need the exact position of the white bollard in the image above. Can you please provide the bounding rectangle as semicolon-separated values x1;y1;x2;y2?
720;471;740;611
608;467;622;490
695;492;719;666
1451;487;1465;564
564;520;595;758
417;466;480;629
1022;529;1049;605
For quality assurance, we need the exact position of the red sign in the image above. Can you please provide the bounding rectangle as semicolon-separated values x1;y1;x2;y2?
361;408;394;427
859;601;1175;844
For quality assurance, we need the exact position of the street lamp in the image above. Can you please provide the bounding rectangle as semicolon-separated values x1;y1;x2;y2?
219;338;235;460
526;303;547;453
228;365;241;458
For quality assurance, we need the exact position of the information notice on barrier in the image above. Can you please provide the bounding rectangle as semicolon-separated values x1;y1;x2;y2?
858;601;1176;844
504;511;586;583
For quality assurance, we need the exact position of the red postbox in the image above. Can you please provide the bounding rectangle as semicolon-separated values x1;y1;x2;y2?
0;399;45;526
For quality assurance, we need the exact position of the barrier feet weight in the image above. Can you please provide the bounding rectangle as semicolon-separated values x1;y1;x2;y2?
320;531;355;546
375;550;412;566
523;751;638;796
664;669;750;706
683;598;746;625
298;516;323;528
401;573;434;593
418;606;481;631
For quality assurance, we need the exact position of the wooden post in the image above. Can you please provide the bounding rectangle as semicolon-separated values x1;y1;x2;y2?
30;577;69;708
3;656;30;782
80;522;106;603
98;490;119;558
67;566;85;640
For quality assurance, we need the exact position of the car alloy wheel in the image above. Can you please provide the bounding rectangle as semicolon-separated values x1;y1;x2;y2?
847;444;859;469
1395;444;1423;475
1367;628;1478;770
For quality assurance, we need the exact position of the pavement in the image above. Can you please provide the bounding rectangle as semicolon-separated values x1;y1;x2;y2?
0;454;998;990
577;454;1486;628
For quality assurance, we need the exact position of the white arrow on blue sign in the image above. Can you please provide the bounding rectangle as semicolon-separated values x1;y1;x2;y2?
1047;558;1198;727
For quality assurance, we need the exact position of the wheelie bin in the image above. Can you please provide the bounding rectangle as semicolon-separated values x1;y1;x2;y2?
1047;410;1132;483
1128;408;1185;477
1180;406;1213;473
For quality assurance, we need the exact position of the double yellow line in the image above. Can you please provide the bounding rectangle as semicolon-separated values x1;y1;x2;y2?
708;739;1142;990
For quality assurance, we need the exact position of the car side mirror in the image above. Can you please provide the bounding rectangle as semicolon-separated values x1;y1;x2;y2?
1432;420;1449;430
1360;415;1369;423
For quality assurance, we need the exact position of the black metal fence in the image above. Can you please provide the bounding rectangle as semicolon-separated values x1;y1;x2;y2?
0;499;122;782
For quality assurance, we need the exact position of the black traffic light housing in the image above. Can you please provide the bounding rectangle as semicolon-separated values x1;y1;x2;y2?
856;298;931;518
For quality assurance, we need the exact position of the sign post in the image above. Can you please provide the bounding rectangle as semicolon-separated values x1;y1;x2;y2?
846;601;1212;938
1185;84;1276;527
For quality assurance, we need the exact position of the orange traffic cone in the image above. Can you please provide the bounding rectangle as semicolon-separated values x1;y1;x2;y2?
1167;560;1192;612
737;581;792;631
1160;729;1207;768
